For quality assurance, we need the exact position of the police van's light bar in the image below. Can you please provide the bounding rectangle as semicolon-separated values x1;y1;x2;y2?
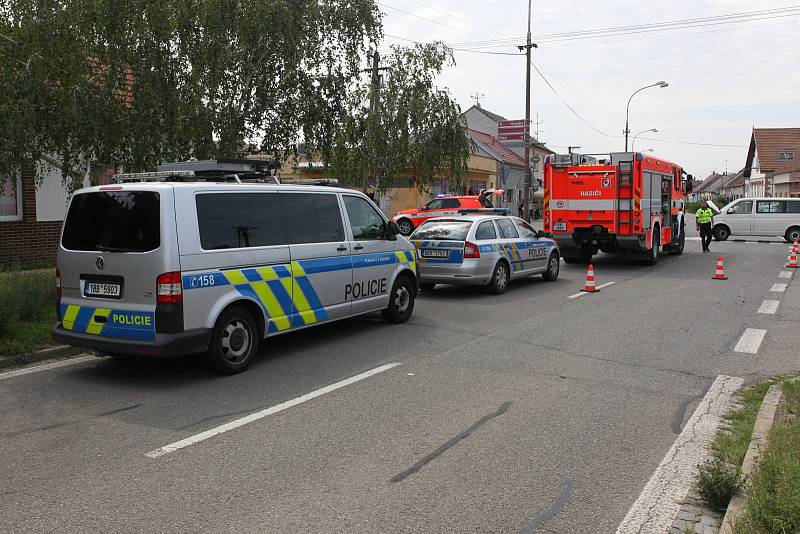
457;208;510;215
114;171;196;182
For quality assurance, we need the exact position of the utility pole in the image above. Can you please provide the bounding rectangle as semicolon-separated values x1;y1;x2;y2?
362;50;388;194
518;0;537;223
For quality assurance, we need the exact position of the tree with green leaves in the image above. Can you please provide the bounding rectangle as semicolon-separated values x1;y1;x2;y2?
0;0;381;191
326;42;471;193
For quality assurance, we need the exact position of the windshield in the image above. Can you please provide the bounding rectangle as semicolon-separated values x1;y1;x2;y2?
62;191;160;252
411;220;472;241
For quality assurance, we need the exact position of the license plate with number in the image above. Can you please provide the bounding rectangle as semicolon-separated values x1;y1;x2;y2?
85;282;121;298
421;249;449;258
553;222;567;231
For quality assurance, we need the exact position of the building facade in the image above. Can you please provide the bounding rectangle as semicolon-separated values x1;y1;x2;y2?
744;128;800;197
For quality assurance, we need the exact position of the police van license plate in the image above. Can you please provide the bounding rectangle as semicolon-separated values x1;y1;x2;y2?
421;249;449;258
85;282;121;298
553;222;567;231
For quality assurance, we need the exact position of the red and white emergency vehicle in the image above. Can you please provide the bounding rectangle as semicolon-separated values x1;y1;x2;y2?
391;189;504;236
543;152;693;265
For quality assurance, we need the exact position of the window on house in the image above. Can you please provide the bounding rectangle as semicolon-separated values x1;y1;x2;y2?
0;176;22;222
778;150;795;161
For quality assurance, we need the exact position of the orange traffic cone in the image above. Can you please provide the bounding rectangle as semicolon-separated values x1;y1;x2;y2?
787;250;799;269
581;264;600;292
792;239;799;254
712;256;728;280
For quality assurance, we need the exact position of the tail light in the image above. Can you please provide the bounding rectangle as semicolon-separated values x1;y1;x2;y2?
55;268;61;301
156;272;183;303
464;241;480;258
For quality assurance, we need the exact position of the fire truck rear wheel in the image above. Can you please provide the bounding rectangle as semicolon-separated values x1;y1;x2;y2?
397;219;414;236
488;261;510;294
645;230;660;266
670;225;685;255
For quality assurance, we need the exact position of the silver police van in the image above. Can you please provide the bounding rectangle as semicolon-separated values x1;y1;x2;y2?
410;213;560;294
53;161;418;374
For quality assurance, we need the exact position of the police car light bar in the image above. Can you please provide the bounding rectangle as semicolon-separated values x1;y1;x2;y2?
457;208;510;215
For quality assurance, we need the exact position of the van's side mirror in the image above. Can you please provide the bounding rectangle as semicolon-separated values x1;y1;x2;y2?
387;221;401;240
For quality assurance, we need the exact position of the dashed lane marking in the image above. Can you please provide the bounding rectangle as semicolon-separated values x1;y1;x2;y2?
615;375;744;534
758;300;780;315
567;281;616;299
779;271;793;279
770;283;787;293
145;362;402;459
0;355;95;381
734;328;767;354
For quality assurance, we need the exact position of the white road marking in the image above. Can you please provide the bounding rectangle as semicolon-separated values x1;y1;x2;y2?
770;283;787;293
0;355;95;381
779;271;793;279
567;281;616;299
758;300;780;315
616;375;744;534
734;328;767;354
145;362;402;459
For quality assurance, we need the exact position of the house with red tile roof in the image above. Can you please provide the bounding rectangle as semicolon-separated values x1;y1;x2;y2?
744;128;800;197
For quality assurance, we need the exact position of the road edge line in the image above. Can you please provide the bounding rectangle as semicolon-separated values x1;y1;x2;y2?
615;375;744;534
0;354;95;381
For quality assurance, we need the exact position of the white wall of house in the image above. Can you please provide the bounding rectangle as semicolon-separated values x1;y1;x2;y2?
463;107;498;136
34;162;90;221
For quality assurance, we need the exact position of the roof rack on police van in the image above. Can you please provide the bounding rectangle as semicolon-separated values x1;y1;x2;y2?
113;158;281;184
457;208;510;216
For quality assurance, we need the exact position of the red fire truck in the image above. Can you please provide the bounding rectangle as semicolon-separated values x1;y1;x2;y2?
543;152;694;265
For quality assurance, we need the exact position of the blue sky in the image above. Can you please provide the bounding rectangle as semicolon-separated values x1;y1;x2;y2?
379;0;800;179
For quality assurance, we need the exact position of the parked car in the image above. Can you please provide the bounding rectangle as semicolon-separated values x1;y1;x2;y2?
391;189;503;236
410;214;559;294
709;198;800;242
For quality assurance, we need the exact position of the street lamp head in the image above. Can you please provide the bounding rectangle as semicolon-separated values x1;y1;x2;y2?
650;128;658;133
657;81;669;88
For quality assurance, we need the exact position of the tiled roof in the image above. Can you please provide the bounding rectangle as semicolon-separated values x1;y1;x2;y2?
468;129;527;167
746;128;800;176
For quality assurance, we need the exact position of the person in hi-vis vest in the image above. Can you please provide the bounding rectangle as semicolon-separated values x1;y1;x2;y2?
695;201;715;253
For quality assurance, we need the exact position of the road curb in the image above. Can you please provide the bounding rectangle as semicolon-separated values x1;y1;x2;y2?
0;345;78;370
719;383;784;534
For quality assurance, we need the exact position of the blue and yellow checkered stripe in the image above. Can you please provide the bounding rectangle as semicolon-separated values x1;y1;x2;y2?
59;304;156;340
478;240;549;272
184;251;417;333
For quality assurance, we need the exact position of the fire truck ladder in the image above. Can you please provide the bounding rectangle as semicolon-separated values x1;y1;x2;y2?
616;159;634;235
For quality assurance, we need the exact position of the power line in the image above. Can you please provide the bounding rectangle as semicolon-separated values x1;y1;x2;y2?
377;2;492;40
383;34;523;56
402;0;516;38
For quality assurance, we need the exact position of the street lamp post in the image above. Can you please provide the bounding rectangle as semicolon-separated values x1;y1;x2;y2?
624;81;668;151
632;128;658;151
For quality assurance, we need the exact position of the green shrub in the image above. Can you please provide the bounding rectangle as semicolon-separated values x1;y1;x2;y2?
696;458;743;511
0;270;55;336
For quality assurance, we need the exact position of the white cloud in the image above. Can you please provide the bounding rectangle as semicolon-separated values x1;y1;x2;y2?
380;0;800;178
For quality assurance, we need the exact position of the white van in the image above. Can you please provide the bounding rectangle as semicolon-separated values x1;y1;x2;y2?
53;165;418;374
711;198;800;242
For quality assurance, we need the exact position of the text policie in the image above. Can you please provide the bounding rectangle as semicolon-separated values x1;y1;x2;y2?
345;277;388;300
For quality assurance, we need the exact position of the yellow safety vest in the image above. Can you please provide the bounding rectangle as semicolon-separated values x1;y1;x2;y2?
696;208;713;224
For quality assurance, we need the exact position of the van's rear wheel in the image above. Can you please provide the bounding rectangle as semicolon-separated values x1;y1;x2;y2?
206;307;259;374
382;276;415;323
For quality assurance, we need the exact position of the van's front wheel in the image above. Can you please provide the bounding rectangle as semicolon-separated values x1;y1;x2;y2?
206;307;259;374
382;276;415;323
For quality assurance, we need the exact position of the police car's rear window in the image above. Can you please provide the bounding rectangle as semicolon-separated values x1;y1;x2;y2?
411;220;472;241
62;191;160;252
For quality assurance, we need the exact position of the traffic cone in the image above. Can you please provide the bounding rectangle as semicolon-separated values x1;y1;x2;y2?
712;256;728;280
581;264;600;292
787;249;799;269
792;239;799;254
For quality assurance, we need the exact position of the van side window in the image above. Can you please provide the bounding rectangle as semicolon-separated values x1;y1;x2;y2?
787;201;800;213
343;196;387;240
474;221;497;240
756;200;786;214
196;193;285;249
728;201;752;215
281;193;344;244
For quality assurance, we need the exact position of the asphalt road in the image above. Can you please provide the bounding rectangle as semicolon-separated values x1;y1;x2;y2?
2;235;798;533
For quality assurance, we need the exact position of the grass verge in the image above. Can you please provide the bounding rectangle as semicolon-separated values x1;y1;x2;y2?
0;270;57;357
733;378;800;533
